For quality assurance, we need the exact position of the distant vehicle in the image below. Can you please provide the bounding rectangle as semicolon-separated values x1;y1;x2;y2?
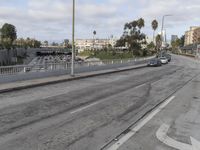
76;58;84;63
164;54;171;62
159;57;168;64
157;52;172;62
147;58;162;67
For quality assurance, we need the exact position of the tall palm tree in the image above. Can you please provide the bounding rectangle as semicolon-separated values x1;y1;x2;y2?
137;18;145;29
93;30;96;50
152;20;158;44
156;34;162;53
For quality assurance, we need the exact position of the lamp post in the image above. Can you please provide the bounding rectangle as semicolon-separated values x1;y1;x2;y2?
161;15;172;50
71;0;75;76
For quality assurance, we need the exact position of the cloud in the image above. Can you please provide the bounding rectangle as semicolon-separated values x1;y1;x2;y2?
0;0;199;42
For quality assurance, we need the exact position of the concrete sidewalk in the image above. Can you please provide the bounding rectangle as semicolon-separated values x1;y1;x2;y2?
0;64;146;93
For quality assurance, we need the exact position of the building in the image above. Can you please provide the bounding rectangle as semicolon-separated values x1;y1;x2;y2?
185;26;200;46
171;35;178;42
75;37;117;52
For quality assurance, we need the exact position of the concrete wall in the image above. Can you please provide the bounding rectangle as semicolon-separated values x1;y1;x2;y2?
0;48;39;66
0;48;70;66
0;49;28;66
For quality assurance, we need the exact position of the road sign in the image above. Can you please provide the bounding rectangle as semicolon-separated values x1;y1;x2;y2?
156;124;200;150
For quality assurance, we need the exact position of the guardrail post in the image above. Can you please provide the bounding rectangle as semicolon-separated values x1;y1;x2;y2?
24;67;26;73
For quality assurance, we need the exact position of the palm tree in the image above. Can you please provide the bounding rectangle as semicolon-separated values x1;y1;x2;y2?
156;34;162;53
93;30;96;50
137;18;145;29
152;20;158;44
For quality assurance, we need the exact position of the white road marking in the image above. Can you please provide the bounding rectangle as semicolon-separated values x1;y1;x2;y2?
156;124;191;150
134;83;146;89
70;101;100;114
156;124;200;150
107;96;175;150
70;83;148;115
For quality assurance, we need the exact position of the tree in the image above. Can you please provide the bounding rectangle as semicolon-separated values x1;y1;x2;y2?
116;18;146;56
44;41;48;47
147;42;156;55
137;18;145;29
156;34;162;53
52;42;59;46
171;38;181;49
93;30;97;50
151;20;158;44
25;37;31;48
93;30;96;36
1;23;17;49
64;39;69;47
180;35;185;47
171;38;181;54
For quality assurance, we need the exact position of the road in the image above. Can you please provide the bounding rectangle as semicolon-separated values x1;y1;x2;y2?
0;55;199;150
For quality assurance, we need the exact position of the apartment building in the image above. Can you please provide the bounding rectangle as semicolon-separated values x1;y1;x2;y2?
185;26;200;46
75;38;117;52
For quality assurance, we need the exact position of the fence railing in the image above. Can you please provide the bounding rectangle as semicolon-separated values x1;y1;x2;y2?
0;56;154;75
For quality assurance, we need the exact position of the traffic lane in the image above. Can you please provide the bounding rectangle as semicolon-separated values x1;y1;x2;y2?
117;73;200;150
0;65;181;135
0;66;198;150
170;54;200;69
0;64;173;110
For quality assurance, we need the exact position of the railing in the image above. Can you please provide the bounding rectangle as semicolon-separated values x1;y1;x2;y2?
0;56;154;75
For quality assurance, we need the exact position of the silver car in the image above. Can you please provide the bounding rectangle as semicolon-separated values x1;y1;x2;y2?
159;57;168;64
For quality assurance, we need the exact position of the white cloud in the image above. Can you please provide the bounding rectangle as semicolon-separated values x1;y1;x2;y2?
0;0;199;42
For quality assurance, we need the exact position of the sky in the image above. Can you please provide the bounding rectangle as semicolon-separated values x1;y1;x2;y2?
0;0;199;43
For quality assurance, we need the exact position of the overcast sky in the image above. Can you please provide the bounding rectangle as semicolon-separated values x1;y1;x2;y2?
0;0;199;42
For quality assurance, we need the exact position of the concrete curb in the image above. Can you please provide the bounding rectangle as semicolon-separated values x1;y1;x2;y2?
0;64;147;94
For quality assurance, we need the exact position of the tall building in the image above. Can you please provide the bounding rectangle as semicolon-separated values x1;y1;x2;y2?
171;35;178;42
185;26;200;46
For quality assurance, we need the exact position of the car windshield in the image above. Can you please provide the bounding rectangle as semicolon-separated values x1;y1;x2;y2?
150;60;156;63
0;1;200;150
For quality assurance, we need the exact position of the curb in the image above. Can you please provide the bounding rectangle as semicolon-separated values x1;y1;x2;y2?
0;64;147;94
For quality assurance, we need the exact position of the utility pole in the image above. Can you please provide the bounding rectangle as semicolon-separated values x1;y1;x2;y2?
71;0;75;76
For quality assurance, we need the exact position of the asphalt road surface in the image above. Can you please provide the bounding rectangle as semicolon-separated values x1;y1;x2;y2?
0;55;200;150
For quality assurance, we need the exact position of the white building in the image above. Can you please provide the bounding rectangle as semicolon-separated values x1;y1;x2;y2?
75;37;117;52
185;26;200;46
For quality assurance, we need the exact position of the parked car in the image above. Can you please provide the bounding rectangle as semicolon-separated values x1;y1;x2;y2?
157;52;172;62
147;58;162;67
164;54;172;62
159;57;168;64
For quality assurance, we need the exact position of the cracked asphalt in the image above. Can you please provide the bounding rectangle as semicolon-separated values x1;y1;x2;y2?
0;54;199;150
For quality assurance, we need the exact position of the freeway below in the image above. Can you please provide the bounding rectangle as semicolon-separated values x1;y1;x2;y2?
0;54;200;150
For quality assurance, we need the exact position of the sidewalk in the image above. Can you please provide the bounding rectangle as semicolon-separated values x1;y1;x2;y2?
107;70;200;150
0;64;146;93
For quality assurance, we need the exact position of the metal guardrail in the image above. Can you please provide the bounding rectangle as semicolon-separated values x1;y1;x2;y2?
0;57;154;75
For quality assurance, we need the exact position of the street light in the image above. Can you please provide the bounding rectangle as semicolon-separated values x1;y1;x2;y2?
161;14;172;49
71;0;75;76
